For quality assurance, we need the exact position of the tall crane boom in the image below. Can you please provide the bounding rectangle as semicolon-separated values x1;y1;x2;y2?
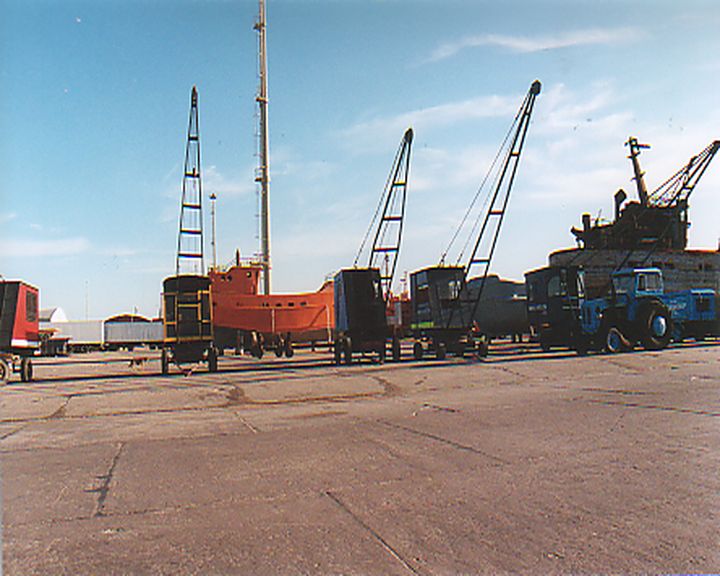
176;86;205;276
450;80;541;330
363;128;414;302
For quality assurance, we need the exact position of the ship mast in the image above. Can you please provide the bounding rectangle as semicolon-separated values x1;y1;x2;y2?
255;0;271;294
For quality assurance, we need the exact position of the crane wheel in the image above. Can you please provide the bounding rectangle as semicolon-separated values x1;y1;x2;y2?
20;358;33;382
343;337;353;365
161;349;169;375
333;340;342;365
208;347;219;372
391;337;401;362
0;358;9;385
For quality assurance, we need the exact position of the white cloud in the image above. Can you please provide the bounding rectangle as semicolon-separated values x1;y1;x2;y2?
204;164;255;198
0;237;90;258
342;93;519;152
0;212;17;224
427;27;643;62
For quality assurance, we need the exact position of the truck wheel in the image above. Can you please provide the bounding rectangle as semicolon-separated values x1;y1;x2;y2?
412;341;423;361
640;302;672;350
0;358;9;385
391;336;401;362
20;358;33;382
605;327;624;354
284;339;294;358
161;348;169;375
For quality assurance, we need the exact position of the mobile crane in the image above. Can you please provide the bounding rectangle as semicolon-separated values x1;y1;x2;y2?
410;80;541;360
333;128;414;364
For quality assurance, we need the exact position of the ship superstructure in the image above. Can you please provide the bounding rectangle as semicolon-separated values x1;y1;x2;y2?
551;138;720;297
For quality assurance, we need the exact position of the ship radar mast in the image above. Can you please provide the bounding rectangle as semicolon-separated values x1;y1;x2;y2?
255;0;271;295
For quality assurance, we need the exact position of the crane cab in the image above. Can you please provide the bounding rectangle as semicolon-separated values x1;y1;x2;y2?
161;274;218;374
333;268;389;364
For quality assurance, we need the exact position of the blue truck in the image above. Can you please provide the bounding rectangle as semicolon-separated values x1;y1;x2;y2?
580;267;718;353
526;266;718;353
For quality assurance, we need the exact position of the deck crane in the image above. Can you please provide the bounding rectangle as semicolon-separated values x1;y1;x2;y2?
410;80;541;360
334;128;414;364
572;138;720;254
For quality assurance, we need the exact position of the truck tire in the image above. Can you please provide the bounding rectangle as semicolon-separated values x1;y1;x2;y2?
434;341;447;360
412;341;424;361
605;327;625;354
639;302;672;350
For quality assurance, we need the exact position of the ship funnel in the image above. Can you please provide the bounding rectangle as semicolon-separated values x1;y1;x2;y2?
614;189;627;219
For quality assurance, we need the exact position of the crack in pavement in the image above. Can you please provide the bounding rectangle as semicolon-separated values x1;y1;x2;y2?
87;442;125;517
324;490;421;575
0;424;29;441
589;399;720;417
378;419;509;465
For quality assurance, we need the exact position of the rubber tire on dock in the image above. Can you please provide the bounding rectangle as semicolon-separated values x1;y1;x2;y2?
20;358;33;382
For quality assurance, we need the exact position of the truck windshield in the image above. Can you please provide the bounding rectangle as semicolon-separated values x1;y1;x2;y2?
637;273;662;292
612;275;634;295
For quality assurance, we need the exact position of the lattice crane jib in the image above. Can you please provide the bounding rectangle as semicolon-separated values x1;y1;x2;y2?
354;128;414;303
647;139;720;209
176;86;205;276
448;80;541;330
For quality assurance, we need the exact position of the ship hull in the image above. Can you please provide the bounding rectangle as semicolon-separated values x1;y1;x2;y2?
209;265;334;348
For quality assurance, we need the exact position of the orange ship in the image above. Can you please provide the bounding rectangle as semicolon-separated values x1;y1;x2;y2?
210;256;333;357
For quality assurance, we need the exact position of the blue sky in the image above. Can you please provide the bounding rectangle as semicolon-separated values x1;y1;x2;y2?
1;0;719;319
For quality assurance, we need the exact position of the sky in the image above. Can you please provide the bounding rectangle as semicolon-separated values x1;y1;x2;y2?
1;0;719;320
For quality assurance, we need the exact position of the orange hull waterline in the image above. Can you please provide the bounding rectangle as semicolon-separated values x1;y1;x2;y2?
209;262;334;348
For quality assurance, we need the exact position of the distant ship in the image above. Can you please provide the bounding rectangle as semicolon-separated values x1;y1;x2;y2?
549;137;720;297
210;0;333;357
